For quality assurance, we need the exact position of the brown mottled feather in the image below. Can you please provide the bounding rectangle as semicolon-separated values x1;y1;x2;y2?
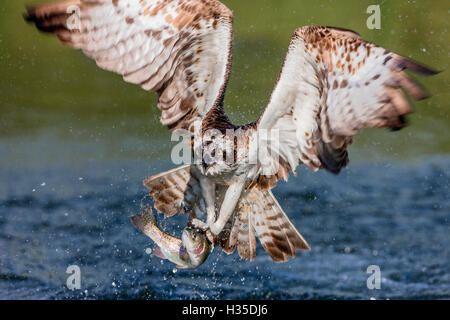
257;25;438;185
218;187;309;262
143;165;197;217
25;0;234;131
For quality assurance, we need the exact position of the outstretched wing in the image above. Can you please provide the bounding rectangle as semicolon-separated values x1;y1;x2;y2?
26;0;233;130
256;26;438;188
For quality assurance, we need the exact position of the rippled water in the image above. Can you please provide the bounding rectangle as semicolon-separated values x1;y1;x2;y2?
1;157;448;300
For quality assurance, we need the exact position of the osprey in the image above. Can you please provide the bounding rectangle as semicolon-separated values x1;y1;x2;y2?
26;0;438;262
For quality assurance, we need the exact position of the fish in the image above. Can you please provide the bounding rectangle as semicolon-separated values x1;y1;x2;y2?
130;205;212;269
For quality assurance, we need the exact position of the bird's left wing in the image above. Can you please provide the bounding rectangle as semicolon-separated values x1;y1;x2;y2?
26;0;233;130
256;26;438;189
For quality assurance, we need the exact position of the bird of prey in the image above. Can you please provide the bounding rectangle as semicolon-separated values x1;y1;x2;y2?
26;0;438;262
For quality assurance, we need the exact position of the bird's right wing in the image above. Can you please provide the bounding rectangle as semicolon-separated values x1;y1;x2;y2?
26;0;234;130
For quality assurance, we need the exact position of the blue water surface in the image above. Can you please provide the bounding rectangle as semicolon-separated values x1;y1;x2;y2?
0;157;449;300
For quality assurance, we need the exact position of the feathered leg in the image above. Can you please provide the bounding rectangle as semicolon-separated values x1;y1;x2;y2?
209;178;246;235
199;177;217;226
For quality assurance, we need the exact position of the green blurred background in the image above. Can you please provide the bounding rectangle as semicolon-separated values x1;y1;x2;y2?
0;0;448;167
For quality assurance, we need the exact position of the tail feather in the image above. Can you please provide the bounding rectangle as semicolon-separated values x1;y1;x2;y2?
221;187;310;262
130;205;156;234
236;203;257;260
252;189;310;262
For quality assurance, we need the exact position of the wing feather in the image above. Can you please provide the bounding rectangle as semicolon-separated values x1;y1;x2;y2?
26;0;234;130
257;25;438;182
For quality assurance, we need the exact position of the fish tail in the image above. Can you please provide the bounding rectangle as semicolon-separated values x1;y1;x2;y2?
130;205;157;234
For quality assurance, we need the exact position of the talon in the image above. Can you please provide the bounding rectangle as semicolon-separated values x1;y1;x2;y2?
191;218;209;231
205;230;215;245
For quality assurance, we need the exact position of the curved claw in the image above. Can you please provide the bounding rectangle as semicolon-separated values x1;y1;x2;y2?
205;229;216;245
188;218;216;246
190;218;209;231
